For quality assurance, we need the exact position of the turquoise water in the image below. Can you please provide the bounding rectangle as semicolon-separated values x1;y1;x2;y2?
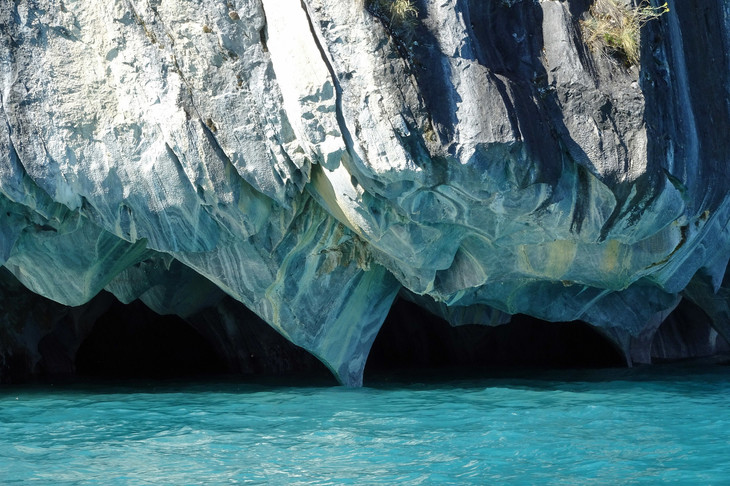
1;364;729;484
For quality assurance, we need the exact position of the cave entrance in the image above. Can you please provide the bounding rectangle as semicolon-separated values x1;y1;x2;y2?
651;298;730;361
366;298;626;379
75;299;227;379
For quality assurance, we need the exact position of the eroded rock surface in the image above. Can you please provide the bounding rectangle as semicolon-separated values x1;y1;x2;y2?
1;0;729;385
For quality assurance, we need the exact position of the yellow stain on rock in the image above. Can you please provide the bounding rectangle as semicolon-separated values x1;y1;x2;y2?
600;239;622;274
518;239;577;279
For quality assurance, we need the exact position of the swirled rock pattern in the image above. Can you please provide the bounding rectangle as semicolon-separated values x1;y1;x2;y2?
1;0;729;385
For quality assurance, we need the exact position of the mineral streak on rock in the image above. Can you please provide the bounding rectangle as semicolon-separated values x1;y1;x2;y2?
1;0;729;385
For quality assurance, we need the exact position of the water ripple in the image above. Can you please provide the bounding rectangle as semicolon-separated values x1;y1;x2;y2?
1;365;729;483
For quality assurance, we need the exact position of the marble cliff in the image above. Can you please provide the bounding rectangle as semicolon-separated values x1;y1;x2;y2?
1;0;729;385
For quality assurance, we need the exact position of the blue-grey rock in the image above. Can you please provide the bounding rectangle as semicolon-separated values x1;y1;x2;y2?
1;0;729;385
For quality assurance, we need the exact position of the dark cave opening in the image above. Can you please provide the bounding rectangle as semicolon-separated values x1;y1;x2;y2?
75;299;227;379
366;298;626;377
651;298;730;361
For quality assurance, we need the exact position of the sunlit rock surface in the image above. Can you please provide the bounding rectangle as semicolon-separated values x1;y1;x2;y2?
1;0;729;385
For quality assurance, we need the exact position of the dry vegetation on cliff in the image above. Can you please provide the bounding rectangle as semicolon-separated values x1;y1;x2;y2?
366;0;418;38
582;0;669;65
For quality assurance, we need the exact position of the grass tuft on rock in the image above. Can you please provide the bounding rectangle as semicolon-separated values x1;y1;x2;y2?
366;0;418;40
582;0;669;66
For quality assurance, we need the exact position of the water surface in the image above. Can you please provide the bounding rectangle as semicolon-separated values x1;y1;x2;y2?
1;363;729;484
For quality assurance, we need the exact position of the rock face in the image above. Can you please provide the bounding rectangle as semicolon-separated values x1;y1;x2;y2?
1;0;729;385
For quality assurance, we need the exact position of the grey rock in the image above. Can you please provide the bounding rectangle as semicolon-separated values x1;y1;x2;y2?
1;0;729;385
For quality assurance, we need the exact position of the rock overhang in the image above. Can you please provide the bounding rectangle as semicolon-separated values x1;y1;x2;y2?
1;0;729;385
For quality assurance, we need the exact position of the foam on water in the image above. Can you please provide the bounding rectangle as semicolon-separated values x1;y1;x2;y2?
1;363;729;484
